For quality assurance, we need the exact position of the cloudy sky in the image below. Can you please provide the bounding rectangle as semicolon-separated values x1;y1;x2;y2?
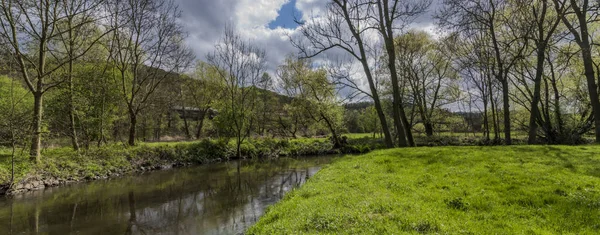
176;0;440;77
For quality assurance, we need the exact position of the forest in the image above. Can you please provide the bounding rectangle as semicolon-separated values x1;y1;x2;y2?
1;0;598;160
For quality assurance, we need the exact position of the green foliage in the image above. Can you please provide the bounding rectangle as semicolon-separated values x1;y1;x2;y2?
249;145;600;234
0;76;33;144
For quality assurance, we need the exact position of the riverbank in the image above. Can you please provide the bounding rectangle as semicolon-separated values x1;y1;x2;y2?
0;136;379;195
248;145;600;234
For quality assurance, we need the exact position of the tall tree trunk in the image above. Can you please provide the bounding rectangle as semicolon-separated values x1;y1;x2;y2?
379;0;409;147
579;39;600;143
68;59;80;151
67;17;80;151
501;78;512;145
359;59;394;148
386;47;409;147
128;109;137;146
549;60;563;134
339;2;394;148
528;43;546;144
30;91;43;162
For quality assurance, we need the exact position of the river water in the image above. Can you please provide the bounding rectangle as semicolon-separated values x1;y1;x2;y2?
0;156;334;234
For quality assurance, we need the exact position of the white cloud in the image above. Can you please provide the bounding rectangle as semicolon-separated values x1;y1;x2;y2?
176;0;438;100
235;0;288;30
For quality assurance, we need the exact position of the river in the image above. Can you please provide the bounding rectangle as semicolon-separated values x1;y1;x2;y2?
0;156;334;234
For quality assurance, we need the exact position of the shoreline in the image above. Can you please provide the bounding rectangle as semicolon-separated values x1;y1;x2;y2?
1;137;374;196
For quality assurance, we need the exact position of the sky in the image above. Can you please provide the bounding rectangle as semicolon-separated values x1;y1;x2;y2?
176;0;440;97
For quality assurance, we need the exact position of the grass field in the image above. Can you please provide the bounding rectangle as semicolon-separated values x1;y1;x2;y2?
248;145;600;234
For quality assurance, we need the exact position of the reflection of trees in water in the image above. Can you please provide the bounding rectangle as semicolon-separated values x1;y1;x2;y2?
117;165;314;234
0;158;328;234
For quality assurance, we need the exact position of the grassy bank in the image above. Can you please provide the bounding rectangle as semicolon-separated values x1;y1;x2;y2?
248;145;600;234
0;136;379;195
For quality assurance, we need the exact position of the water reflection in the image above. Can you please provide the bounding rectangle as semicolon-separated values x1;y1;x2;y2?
0;156;333;235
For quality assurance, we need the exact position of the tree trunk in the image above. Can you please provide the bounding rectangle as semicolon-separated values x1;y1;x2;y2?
386;49;409;147
550;67;563;134
579;39;600;143
182;106;191;139
501;78;512;145
30;92;43;162
128;110;137;146
379;1;409;147
343;5;394;148
488;75;500;140
424;121;434;137
68;61;80;151
400;107;415;146
483;97;490;140
558;1;600;143
528;43;546;144
67;17;79;151
195;110;207;139
321;112;341;148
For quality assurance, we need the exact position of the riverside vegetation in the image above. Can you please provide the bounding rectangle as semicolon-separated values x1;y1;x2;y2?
0;136;377;195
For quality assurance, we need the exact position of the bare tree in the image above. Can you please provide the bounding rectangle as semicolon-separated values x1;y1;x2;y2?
107;0;193;146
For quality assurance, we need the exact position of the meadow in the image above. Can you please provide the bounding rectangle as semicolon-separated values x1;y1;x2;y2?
248;145;600;234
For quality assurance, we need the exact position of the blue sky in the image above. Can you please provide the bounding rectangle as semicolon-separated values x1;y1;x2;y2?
268;0;302;29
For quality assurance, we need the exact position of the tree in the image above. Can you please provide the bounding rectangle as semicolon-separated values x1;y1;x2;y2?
54;0;109;150
0;0;111;161
522;0;564;144
106;0;193;146
278;57;344;147
291;0;395;148
374;0;432;146
396;31;457;136
439;0;530;144
0;76;32;186
184;61;223;139
207;26;266;163
552;0;600;143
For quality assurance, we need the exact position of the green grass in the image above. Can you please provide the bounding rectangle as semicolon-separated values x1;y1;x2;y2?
248;145;600;234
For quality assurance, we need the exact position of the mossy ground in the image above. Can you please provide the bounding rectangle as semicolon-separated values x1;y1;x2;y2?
248;145;600;234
